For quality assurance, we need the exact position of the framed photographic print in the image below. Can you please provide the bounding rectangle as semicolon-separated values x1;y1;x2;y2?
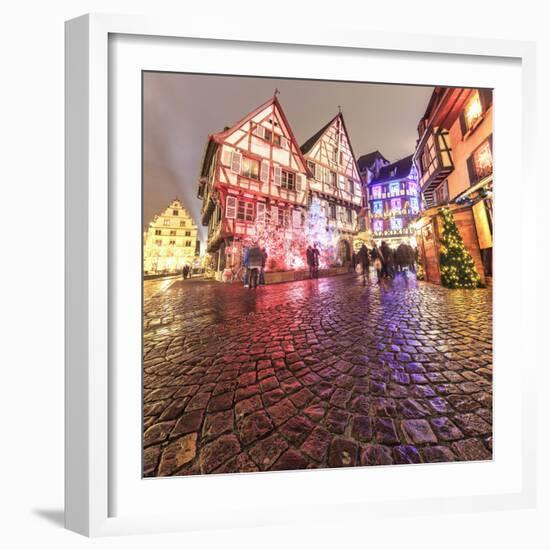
65;13;537;536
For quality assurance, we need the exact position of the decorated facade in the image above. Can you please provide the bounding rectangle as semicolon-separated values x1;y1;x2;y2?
413;87;493;285
197;95;311;278
143;199;198;275
359;152;421;247
300;112;364;265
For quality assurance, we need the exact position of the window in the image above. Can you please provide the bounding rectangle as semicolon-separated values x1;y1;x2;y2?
237;200;254;222
463;91;482;132
241;157;260;180
185;231;191;236
155;239;162;246
273;134;281;147
307;160;316;174
434;181;449;205
389;182;401;197
373;201;383;215
163;219;170;226
371;185;382;199
329;204;336;219
154;229;161;235
169;230;177;236
346;209;353;224
468;139;493;184
179;221;186;227
373;220;383;233
390;198;401;212
172;210;179;216
329;148;337;163
339;151;344;165
410;197;420;213
348;179;354;194
281;170;295;190
226;195;237;219
185;240;192;247
264;128;272;142
169;240;176;246
330;171;337;187
390;218;403;231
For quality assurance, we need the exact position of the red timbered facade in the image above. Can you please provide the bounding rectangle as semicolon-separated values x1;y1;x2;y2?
300;112;364;264
197;96;310;276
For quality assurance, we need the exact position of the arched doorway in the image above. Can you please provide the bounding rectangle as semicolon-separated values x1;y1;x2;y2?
337;239;351;266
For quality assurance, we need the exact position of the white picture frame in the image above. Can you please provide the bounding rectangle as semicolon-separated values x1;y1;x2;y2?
65;13;537;537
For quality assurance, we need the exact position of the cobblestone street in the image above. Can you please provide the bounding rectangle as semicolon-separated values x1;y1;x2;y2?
143;273;492;477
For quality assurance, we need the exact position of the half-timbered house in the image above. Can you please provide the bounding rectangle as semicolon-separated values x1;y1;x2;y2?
300;112;364;266
197;95;310;278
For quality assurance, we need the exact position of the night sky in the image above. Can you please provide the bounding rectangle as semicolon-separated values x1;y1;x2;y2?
143;72;434;241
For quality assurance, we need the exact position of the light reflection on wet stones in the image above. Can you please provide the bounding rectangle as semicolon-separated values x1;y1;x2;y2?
143;273;493;476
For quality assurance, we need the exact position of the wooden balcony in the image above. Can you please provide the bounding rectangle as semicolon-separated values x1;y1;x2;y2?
414;126;454;208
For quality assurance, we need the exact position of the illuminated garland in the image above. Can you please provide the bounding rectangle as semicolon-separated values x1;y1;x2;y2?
439;208;484;289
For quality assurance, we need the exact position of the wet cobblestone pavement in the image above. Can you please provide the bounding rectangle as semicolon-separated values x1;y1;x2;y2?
143;272;492;477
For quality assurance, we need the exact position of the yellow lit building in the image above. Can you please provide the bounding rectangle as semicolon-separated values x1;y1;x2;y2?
143;199;198;275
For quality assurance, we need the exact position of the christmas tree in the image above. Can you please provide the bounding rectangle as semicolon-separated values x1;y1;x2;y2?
439;208;484;289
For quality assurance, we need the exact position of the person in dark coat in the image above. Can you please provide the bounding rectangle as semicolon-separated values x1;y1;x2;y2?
182;264;190;279
380;241;392;278
259;247;268;285
306;246;314;278
311;245;320;278
356;244;370;285
395;243;409;273
247;244;263;289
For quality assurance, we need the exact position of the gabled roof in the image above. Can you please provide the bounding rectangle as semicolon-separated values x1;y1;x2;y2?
201;95;311;176
357;150;389;172
300;117;335;155
299;112;362;179
370;154;414;185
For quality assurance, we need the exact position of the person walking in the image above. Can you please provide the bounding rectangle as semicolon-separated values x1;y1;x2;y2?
182;264;190;280
306;245;314;279
242;246;250;287
259;247;268;285
371;245;383;283
246;244;263;289
356;244;370;285
312;244;320;278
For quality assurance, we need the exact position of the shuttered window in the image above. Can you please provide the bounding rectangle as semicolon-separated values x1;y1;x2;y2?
230;151;242;174
256;202;266;223
260;161;270;183
274;166;282;186
253;125;265;139
226;195;237;219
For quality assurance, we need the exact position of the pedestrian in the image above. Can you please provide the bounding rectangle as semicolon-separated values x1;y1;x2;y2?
371;245;383;282
242;246;250;287
246;243;263;289
306;245;314;278
182;264;190;279
311;244;320;278
351;251;357;272
380;241;394;278
395;243;408;274
356;244;370;285
259;247;268;285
